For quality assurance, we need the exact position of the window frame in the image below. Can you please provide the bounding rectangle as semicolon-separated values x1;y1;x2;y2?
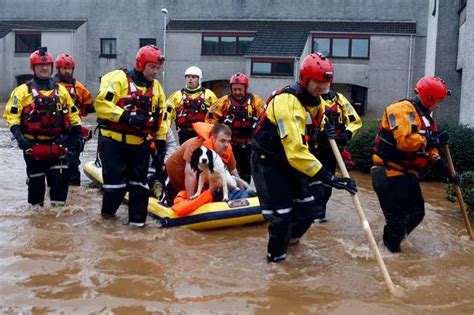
100;38;117;59
312;34;370;59
139;38;157;48
251;58;294;77
201;32;255;56
15;31;41;53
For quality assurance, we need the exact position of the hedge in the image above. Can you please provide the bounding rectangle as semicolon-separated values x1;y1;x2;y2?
346;120;474;179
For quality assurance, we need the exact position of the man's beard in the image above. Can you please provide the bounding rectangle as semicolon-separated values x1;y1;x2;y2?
59;73;73;82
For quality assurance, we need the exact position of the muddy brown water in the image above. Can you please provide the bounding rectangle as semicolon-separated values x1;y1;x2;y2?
0;115;473;314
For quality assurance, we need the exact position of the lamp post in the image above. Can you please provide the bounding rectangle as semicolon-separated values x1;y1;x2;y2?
161;8;168;91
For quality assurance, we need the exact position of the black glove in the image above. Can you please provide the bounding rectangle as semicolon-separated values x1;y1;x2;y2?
325;123;337;139
153;139;167;170
335;130;352;146
68;125;84;153
433;158;460;185
10;125;33;151
426;131;449;149
314;167;357;194
119;111;146;129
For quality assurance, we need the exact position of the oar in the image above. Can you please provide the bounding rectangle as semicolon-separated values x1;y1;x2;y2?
443;144;474;240
329;139;396;295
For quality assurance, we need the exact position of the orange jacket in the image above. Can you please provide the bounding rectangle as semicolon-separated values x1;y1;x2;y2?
58;80;94;117
372;100;440;176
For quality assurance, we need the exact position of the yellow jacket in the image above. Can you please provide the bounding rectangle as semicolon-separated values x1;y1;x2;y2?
95;69;167;145
324;92;362;135
372;99;439;176
265;92;328;177
166;87;217;129
3;82;80;141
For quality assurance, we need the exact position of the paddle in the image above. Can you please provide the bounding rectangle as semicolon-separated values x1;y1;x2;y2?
329;138;396;295
443;144;474;240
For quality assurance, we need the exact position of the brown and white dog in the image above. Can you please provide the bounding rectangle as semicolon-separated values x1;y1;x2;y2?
190;146;248;201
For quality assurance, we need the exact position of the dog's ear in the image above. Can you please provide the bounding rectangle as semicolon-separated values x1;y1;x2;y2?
190;147;202;172
207;148;214;173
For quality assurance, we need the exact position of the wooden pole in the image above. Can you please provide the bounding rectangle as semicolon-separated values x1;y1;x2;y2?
329;139;396;295
443;144;474;240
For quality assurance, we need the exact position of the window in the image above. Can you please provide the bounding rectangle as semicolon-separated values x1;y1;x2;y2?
15;32;41;53
251;59;294;76
312;38;330;56
312;35;369;59
351;39;369;58
332;38;349;57
202;34;254;55
139;38;156;48
100;38;117;58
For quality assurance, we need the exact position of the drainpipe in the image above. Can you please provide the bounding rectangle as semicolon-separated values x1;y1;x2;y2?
406;34;414;98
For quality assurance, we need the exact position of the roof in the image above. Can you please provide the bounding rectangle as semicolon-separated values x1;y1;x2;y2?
0;20;86;38
168;19;417;57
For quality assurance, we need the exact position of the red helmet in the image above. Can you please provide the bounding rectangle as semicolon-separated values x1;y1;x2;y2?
415;76;450;109
55;53;75;69
135;45;165;72
229;72;249;88
299;52;334;88
29;47;54;71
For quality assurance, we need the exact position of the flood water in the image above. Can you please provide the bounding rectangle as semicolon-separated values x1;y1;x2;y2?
1;113;473;314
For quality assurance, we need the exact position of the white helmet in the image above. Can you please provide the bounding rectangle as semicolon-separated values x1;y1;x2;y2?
184;66;202;85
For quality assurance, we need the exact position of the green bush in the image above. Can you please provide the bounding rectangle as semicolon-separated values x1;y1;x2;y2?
447;171;474;210
346;121;474;177
346;120;378;173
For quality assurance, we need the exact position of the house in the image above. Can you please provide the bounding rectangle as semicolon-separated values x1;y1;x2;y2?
0;20;86;100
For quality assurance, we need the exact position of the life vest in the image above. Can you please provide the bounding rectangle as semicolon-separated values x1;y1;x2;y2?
323;91;346;136
373;99;437;171
222;94;259;139
252;84;323;157
98;70;162;137
176;88;207;129
20;81;70;137
172;189;214;216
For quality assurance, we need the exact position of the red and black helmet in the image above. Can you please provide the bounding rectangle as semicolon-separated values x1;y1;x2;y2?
29;47;54;71
299;52;334;88
415;76;451;110
229;72;249;88
55;53;75;69
135;45;165;72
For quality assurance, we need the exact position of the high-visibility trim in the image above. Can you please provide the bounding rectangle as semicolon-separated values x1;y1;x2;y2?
293;196;314;203
128;181;148;189
276;207;292;214
29;172;46;178
103;183;127;189
50;165;68;170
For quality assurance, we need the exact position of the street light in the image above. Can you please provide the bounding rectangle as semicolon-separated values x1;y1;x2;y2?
161;8;168;91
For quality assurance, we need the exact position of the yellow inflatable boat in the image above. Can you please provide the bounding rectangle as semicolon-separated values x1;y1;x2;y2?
83;161;264;230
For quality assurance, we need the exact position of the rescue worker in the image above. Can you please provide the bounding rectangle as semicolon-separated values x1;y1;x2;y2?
371;76;458;253
206;72;265;183
53;53;94;186
166;123;242;203
166;66;217;144
310;89;362;223
252;53;357;263
3;47;81;207
95;45;167;227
